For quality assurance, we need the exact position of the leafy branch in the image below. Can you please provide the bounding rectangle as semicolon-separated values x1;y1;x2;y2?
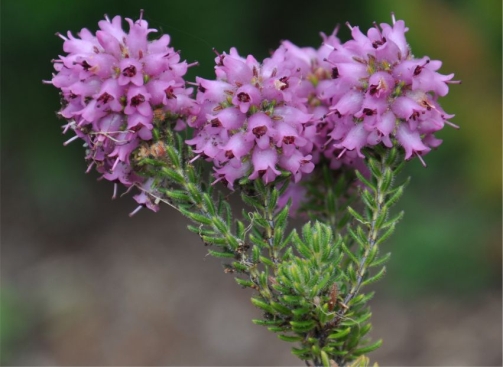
132;114;408;366
132;124;252;278
249;147;408;366
334;147;406;324
322;146;407;366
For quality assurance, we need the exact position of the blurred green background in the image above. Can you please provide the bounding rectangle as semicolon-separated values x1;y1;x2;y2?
1;0;501;365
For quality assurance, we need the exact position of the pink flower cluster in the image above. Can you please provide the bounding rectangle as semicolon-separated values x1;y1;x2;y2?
49;13;457;213
47;13;197;213
317;15;459;166
277;32;369;171
186;31;371;190
186;46;322;189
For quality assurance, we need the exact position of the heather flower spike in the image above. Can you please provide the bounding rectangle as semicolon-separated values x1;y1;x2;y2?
318;14;459;167
48;13;457;366
47;11;198;213
187;46;318;188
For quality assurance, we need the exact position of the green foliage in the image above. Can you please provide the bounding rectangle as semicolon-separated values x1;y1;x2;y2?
137;116;407;365
242;148;407;365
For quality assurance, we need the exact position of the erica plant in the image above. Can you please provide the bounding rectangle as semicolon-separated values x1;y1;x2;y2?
47;11;458;366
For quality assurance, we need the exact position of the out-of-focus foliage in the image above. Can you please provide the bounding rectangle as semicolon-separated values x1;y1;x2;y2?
0;290;31;363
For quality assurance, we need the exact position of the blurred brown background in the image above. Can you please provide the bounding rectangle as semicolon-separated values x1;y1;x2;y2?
1;0;502;365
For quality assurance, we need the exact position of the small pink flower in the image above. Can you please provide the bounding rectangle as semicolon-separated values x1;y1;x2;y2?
221;133;254;161
249;148;281;183
244;112;275;149
214;159;252;189
332;90;364;115
368;72;395;98
396;123;430;161
118;58;144;86
334;123;370;158
231;84;261;113
279;150;314;182
125;86;152;116
212;108;246;130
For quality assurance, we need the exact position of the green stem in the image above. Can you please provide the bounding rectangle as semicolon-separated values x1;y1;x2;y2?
264;188;280;272
180;167;250;265
341;163;385;309
327;148;402;337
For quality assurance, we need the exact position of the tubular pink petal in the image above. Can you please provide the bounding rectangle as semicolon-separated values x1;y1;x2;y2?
396;123;430;160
